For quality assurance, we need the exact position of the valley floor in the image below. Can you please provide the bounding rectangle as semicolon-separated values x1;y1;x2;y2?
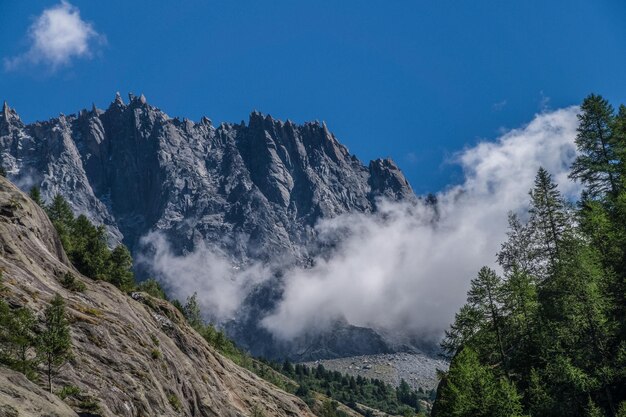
302;352;448;392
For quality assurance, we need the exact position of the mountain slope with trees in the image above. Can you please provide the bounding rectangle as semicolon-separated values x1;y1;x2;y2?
0;175;318;416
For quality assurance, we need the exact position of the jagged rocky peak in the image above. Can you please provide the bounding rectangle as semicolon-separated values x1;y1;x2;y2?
369;157;414;200
0;100;23;129
0;94;415;360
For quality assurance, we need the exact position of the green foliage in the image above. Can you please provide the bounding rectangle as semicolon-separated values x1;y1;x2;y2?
434;348;523;417
183;292;203;328
57;384;81;400
0;299;38;379
108;245;135;291
151;348;161;360
44;194;136;291
285;362;428;416
60;272;86;292
137;278;168;300
168;393;182;412
570;94;620;198
38;293;72;393
435;93;626;417
29;186;44;207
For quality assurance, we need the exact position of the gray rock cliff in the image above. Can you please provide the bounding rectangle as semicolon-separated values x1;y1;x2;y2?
0;95;415;360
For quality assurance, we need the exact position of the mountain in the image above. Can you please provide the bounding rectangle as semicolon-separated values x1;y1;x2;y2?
0;94;415;360
0;176;317;417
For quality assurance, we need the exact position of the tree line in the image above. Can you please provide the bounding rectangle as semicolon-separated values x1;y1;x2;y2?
433;94;626;417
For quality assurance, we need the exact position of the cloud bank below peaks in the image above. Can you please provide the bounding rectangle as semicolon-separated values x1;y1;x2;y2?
261;106;580;341
139;107;580;344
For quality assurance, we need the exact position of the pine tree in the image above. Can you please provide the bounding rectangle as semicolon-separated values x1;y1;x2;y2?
69;215;109;280
108;245;135;291
137;278;167;299
29;186;44;207
45;194;74;226
467;267;508;371
183;292;203;328
0;301;38;378
38;294;71;393
498;212;543;277
433;347;523;417
9;307;38;378
45;194;74;250
570;94;619;198
441;304;482;358
529;167;569;274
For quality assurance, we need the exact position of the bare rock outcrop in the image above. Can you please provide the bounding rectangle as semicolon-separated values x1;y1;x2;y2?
0;176;316;416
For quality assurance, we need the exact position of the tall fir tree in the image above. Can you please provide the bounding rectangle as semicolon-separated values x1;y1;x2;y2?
29;186;44;207
183;293;203;329
570;94;619;198
108;245;135;291
38;294;72;393
528;167;569;274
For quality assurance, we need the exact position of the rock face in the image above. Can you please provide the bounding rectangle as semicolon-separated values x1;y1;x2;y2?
0;176;317;417
0;96;415;360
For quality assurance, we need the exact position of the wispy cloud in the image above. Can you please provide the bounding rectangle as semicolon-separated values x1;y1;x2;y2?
4;1;104;72
262;107;580;342
138;107;581;345
492;99;507;111
539;90;551;112
138;232;272;321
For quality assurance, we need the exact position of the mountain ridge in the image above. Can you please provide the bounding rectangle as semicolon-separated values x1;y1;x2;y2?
0;93;416;360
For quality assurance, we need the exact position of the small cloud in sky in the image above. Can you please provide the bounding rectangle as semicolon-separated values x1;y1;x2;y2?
539;90;551;112
4;1;104;72
404;152;419;165
492;99;507;112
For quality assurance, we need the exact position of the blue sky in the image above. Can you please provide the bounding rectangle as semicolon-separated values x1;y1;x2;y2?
1;1;625;193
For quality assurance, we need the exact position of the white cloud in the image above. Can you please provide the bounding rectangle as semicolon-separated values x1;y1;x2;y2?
138;232;272;321
136;107;580;346
4;1;104;71
261;107;580;342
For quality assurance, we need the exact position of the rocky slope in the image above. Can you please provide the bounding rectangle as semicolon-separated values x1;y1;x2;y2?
303;352;448;392
0;176;317;416
0;95;415;360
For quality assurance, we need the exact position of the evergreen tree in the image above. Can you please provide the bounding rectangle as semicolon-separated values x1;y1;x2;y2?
137;278;167;299
108;245;135;291
45;194;74;249
183;292;203;328
69;215;109;280
467;267;508;370
433;347;523;417
29;186;44;207
528;167;569;274
38;294;71;393
0;301;38;378
441;304;482;358
8;307;38;377
570;94;619;198
45;194;74;227
497;212;542;277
